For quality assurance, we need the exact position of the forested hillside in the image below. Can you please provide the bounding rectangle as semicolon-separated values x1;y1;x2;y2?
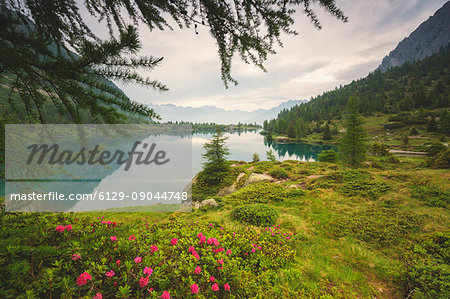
266;46;450;138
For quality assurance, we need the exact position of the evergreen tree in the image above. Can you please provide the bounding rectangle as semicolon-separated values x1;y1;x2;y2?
286;122;296;138
322;123;332;140
427;117;438;132
0;0;347;124
266;149;276;162
339;97;367;166
252;153;260;163
403;135;409;150
267;130;274;142
202;127;230;184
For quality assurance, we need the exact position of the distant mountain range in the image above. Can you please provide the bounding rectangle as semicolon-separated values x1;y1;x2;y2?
377;1;450;72
147;100;307;124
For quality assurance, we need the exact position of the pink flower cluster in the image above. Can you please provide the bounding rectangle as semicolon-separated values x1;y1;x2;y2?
76;272;92;286
105;270;115;278
150;245;158;253
198;232;206;244
161;291;170;298
143;267;153;275
171;238;178;245
72;253;81;261
207;237;219;247
190;283;199;294
93;293;102;299
55;224;72;232
139;276;149;288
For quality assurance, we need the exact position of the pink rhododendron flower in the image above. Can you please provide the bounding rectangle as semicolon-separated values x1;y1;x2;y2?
139;276;149;288
190;283;199;294
171;238;178;245
72;253;81;261
143;267;153;275
251;248;256;253
226;249;232;255
134;256;142;263
199;235;206;244
218;266;223;270
150;245;158;252
116;260;121;265
188;246;195;253
128;235;136;241
224;283;230;291
93;293;102;299
105;270;115;277
212;283;219;291
55;225;65;232
194;266;201;274
217;259;224;265
64;224;73;231
207;238;213;245
210;276;215;282
110;236;117;241
76;272;92;286
161;291;170;299
193;252;200;260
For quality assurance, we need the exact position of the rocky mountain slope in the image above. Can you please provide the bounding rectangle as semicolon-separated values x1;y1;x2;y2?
378;1;450;72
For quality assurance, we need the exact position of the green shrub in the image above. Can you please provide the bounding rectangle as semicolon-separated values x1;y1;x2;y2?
427;142;446;157
269;167;289;179
226;182;286;204
432;148;450;169
317;149;337;163
410;126;419;136
410;184;449;207
285;188;306;198
192;168;239;201
371;143;390;157
0;213;295;298
311;169;390;199
330;203;422;245
231;204;279;226
397;231;450;298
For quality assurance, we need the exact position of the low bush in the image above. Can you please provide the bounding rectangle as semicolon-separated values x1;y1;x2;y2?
427;143;446;157
396;231;450;298
231;204;279;227
225;182;286;204
330;203;422;245
192;168;240;201
269;167;289;179
285;189;306;198
432;148;450;169
317;149;338;163
310;169;390;199
410;184;449;207
0;213;295;298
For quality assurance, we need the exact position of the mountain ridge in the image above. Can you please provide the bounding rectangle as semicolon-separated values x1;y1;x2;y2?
377;1;450;72
147;99;307;124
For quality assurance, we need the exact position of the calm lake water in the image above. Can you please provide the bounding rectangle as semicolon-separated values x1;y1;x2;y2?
1;130;333;210
191;129;333;175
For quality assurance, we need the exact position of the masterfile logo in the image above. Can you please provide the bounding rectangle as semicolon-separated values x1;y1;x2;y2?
4;124;193;212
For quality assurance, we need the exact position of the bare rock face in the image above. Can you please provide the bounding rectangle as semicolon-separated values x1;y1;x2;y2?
217;185;237;197
236;172;246;184
243;173;274;186
200;198;218;208
377;2;450;72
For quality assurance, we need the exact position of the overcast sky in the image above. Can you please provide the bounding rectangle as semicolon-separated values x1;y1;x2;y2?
111;0;448;111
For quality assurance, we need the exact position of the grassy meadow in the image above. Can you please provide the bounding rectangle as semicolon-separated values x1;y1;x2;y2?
1;155;448;298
